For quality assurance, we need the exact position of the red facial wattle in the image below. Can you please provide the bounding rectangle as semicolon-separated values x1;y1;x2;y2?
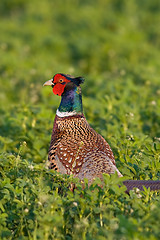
52;74;71;96
52;83;66;96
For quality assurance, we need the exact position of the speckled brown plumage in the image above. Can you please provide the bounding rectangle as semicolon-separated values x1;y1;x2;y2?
48;114;122;184
44;73;160;191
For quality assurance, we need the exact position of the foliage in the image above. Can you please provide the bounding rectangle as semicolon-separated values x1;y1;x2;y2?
0;0;160;239
0;154;160;240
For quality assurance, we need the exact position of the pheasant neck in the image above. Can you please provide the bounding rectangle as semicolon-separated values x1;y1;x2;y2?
57;86;83;117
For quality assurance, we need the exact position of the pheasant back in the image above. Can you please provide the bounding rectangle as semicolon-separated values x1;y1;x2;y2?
48;115;122;185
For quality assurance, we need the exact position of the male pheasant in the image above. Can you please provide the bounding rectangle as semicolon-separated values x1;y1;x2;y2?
44;73;160;191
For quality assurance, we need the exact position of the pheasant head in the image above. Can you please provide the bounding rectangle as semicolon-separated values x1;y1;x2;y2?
43;73;85;117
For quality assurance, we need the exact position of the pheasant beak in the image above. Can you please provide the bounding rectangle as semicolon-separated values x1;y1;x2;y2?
43;79;55;87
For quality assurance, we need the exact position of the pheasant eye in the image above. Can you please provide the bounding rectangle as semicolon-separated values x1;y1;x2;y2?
59;79;64;83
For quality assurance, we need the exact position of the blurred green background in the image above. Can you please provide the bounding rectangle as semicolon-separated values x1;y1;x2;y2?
0;0;160;176
1;1;160;239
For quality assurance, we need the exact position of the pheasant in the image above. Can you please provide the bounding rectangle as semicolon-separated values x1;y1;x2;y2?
43;73;160;191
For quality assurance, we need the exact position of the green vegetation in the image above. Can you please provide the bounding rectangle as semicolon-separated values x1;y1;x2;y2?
0;0;160;239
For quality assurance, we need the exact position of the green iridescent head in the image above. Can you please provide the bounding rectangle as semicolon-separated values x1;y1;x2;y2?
44;73;85;115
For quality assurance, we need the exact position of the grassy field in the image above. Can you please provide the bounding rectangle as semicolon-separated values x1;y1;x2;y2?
0;0;160;239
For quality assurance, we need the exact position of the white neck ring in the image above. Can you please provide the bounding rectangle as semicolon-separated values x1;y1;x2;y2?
56;109;78;117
